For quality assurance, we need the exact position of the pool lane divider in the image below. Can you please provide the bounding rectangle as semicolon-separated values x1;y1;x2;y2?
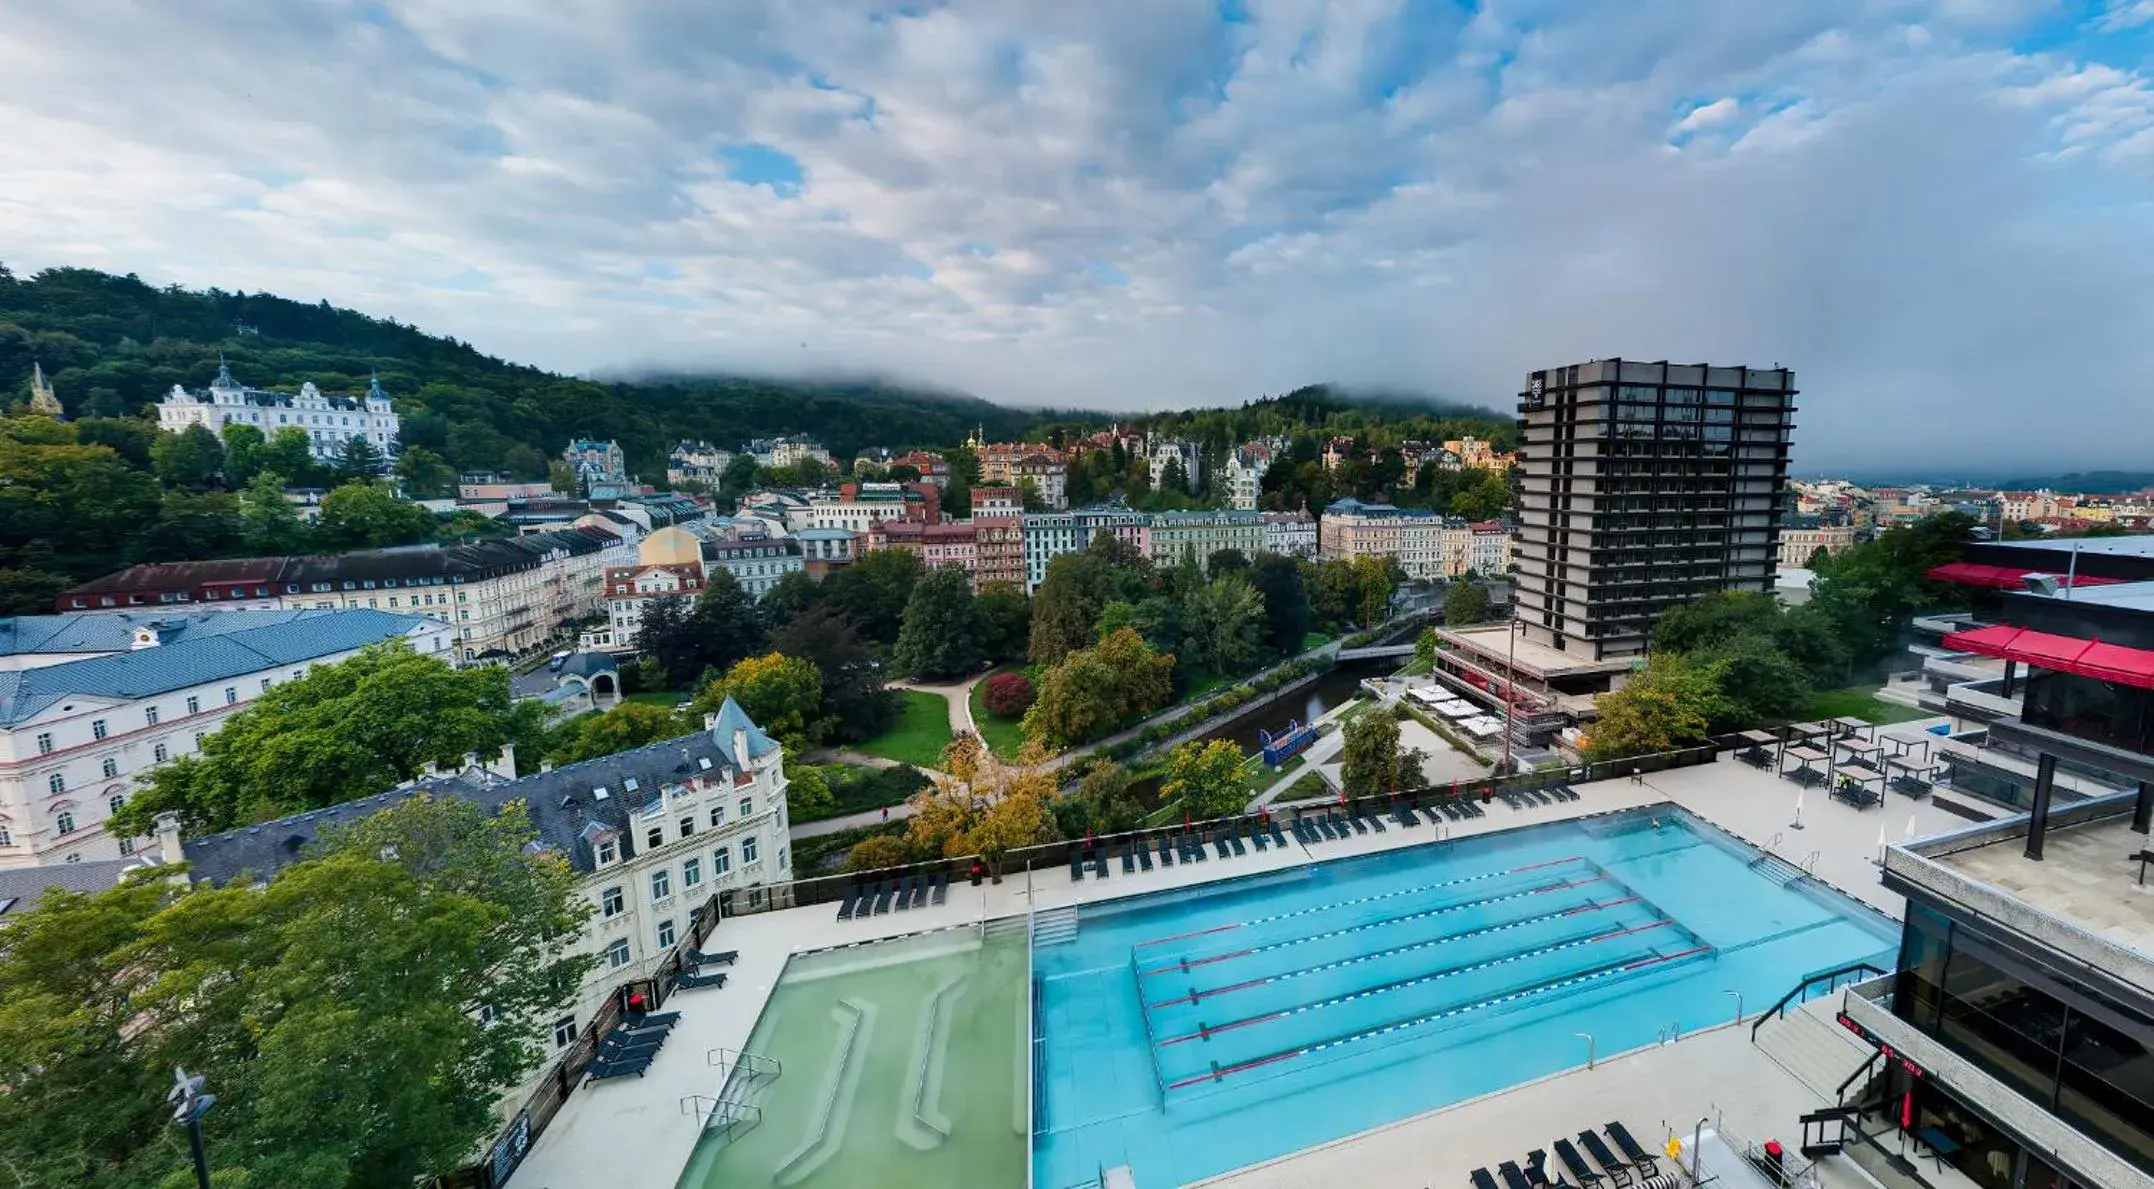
1127;854;1593;952
1161;938;1718;1091
1144;896;1645;1009
1139;872;1615;979
1153;918;1680;1047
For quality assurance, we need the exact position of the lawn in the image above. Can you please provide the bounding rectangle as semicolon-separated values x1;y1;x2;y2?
1802;686;1933;726
1300;631;1335;652
624;690;690;710
969;670;1029;760
855;689;955;768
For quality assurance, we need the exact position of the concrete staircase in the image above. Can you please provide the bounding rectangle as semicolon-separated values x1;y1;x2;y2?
1032;906;1079;946
1754;997;1878;1104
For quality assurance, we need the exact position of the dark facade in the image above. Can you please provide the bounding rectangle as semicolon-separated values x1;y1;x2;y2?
1514;358;1795;661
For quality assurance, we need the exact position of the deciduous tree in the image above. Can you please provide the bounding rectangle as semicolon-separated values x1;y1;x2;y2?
544;701;692;766
1586;654;1725;760
316;480;438;549
1163;739;1248;819
894;564;983;678
693;652;824;751
770;606;896;743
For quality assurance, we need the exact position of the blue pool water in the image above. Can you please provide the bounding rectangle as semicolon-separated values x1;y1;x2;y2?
1031;805;1898;1187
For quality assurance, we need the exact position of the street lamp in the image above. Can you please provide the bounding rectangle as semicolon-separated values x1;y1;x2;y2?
168;1067;215;1189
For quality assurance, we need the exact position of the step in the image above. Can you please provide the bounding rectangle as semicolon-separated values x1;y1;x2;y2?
1754;997;1876;1103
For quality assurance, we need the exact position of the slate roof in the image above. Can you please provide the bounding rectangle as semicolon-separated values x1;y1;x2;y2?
0;609;435;725
0;609;338;657
181;697;779;886
0;858;146;918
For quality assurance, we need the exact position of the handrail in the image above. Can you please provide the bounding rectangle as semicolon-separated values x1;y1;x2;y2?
1750;962;1889;1042
1835;1049;1882;1103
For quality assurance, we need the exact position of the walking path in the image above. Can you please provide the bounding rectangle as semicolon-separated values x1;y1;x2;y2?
892;672;983;737
791;800;919;839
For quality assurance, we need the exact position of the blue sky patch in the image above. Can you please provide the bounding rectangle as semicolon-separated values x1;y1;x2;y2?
720;143;804;196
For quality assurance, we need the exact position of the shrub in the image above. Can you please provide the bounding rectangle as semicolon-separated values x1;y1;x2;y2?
981;672;1036;718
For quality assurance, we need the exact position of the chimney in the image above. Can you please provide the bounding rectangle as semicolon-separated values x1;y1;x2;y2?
733;727;750;771
153;812;186;882
540;758;555;774
491;743;518;780
703;711;720;733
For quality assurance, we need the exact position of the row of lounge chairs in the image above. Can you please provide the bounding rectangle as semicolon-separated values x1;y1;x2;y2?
1494;785;1579;811
582;1009;682;1085
1292;795;1486;845
835;873;950;920
671;947;736;992
1471;1121;1662;1189
1071;817;1291;883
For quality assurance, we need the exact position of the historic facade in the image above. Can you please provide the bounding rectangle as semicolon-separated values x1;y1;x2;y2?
156;362;399;461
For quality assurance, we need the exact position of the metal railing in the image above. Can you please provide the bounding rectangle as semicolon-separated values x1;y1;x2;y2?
1750;962;1889;1042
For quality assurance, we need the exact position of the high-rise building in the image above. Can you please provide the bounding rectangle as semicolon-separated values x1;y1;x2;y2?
1514;359;1796;661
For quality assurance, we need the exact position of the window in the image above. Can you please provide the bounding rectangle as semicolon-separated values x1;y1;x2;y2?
0;827;10;846
679;815;696;838
102;757;119;779
118;837;135;855
600;886;624;917
475;1003;496;1028
709;805;726;828
683;857;702;888
552;1015;577;1048
91;719;107;740
740;797;754;818
650;869;671;900
35;733;52;755
193;732;205;749
646;825;663;850
656;918;676;948
713;845;731;875
48;773;65;795
185;696;200;715
742;837;759;865
604;939;631;969
261;678;272;693
596;840;617;865
108;793;125;815
55;811;76;834
153;743;169;763
224;687;238;705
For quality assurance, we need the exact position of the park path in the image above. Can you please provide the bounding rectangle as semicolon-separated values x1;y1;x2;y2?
790;675;985;841
896;672;983;737
792;800;918;839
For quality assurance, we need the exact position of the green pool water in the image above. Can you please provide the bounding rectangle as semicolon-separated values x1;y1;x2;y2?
675;926;1028;1189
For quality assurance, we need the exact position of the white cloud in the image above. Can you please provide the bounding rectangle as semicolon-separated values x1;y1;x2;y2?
0;0;2151;471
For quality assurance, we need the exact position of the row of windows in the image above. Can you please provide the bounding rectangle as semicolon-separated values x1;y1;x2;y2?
598;838;764;922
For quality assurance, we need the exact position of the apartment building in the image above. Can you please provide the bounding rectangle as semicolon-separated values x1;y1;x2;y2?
1466;520;1513;576
666;441;731;487
1260;509;1318;558
156;362;399;462
1146;509;1264;573
1778;519;1859;569
744;436;832;471
1515;358;1795;661
1148;438;1202;495
0;609;454;868
702;538;803;599
55;528;628;662
167;696;791;1056
1022;506;1150;591
805;482;941;534
1319;498;1447;580
1224;442;1273;510
970;486;1026;588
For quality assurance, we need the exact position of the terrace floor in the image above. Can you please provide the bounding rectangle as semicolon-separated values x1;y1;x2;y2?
509;722;1967;1189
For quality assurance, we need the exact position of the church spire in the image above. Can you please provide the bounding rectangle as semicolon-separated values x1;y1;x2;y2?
27;360;63;419
215;350;234;389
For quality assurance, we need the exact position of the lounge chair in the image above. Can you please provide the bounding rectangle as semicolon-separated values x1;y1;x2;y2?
1090;851;1106;877
1554;1138;1606;1186
1213;832;1231;860
1253;824;1270;851
1604;1122;1660;1176
1227;828;1246;856
1347;813;1368;835
1122;847;1136;874
584;1052;653;1083
1470;1169;1501;1189
1158;836;1175;866
1138;843;1155;870
1269;819;1287;846
836;884;859;921
913;879;933;909
871;882;894;914
1577;1129;1635;1185
1498;1161;1532;1189
673;969;727;991
1182;834;1204;862
688;949;737;967
900;875;922;910
930;874;949;905
598;1033;664;1059
623;1010;678;1030
1525;1148;1552;1187
1368;812;1386;833
1070;852;1085;882
1308;815;1329;840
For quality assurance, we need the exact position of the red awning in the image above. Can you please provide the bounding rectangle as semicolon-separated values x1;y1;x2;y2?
1925;562;2122;590
1944;624;2154;691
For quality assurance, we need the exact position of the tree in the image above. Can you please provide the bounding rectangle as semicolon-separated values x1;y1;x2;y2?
1586;654;1725;760
0;795;592;1189
221;421;267;486
1022;627;1175;747
1706;632;1812;729
261;425;322;487
893;564;984;678
1349;554;1399;626
1028;534;1152;664
1179;573;1265;677
1250;552;1312;657
757;568;820;632
783;760;837;819
974;580;1031;661
631;594;699;688
236;470;309;553
150;422;225;489
112;643;543;835
547;459;576;492
545;701;693;765
1207;547;1250;574
335;434;388;483
141;488;247;560
1303;557;1359;630
1649;590;1780;654
1445;578;1492;626
1163;739;1249;819
1341;710;1418;796
1076;758;1145;833
770;606;896;743
316;480;438;549
980;672;1036;718
721;453;760;493
819;548;922;645
1017;476;1047;511
395;443;456;497
684;568;769;678
1414;628;1441;669
0;438;161;570
693;653;824;751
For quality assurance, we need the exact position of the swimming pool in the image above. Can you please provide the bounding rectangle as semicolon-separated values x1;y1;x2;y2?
1032;805;1898;1187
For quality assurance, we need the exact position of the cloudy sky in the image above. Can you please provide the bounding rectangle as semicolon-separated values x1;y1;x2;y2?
3;1;2152;471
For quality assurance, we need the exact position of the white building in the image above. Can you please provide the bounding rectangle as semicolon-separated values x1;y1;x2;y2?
1260;509;1318;558
805;483;936;534
704;538;804;599
0;609;454;868
1224;442;1274;510
1466;520;1513;576
746;436;833;472
156;362;399;462
667;441;731;487
167;695;792;1053
1148;437;1202;495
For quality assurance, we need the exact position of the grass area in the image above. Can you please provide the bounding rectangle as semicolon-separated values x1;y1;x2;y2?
1802;686;1933;726
1300;631;1335;652
793;821;907;875
969;670;1028;760
1172;672;1236;708
792;764;931;825
855;689;954;768
1240;753;1302;799
1282;770;1332;802
623;690;690;709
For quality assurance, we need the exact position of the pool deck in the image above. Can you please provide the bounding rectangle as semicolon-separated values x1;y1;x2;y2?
509;739;1963;1189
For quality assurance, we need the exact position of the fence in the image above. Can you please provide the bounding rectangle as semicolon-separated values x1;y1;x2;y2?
433;891;728;1189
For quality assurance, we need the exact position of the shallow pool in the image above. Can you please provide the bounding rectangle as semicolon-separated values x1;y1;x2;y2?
1031;805;1898;1187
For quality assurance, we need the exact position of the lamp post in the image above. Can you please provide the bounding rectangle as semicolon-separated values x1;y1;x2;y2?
168;1067;214;1189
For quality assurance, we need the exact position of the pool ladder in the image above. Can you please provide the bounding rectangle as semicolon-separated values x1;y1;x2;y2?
1657;1021;1685;1045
